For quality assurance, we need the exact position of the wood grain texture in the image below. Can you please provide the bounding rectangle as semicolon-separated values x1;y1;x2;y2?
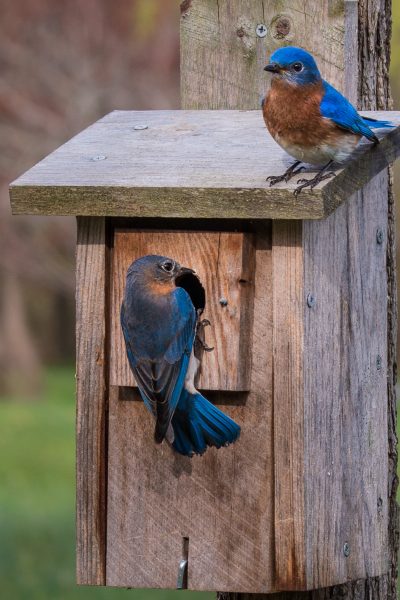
9;109;400;220
110;229;255;391
106;232;276;592
303;172;388;589
272;221;305;589
76;217;109;585
180;0;349;111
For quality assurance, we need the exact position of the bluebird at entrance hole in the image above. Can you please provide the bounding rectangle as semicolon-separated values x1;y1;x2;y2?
121;255;241;457
262;46;393;196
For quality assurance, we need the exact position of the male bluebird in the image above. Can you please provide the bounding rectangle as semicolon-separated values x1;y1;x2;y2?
262;46;393;195
121;255;241;457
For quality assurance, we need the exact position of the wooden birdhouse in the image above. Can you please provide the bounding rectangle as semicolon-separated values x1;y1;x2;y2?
8;0;400;595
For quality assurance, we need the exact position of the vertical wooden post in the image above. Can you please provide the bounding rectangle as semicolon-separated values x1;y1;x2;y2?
181;1;397;598
76;217;110;585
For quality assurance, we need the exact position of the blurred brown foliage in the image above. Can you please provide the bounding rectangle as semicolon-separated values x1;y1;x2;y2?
0;0;180;395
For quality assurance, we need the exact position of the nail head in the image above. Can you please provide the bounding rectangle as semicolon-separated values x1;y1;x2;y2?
343;542;350;557
219;297;228;307
307;293;316;308
376;228;384;245
134;124;148;130
91;155;107;161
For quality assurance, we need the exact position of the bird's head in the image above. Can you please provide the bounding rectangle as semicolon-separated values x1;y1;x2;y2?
127;254;192;284
264;46;321;86
127;255;205;311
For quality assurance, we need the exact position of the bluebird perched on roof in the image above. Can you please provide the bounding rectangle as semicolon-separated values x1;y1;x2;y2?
121;254;241;457
262;46;393;195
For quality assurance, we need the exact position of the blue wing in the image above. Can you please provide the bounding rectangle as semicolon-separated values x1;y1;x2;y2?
320;81;380;142
121;286;196;441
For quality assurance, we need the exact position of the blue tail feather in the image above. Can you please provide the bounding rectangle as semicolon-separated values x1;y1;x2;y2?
361;116;394;129
171;389;241;456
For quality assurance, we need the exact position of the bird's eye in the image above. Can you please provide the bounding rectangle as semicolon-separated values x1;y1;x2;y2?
161;261;174;273
292;62;303;72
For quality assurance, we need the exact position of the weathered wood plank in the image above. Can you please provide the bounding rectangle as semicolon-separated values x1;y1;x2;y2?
76;216;109;585
106;232;276;592
272;221;305;589
9;109;400;220
303;172;388;589
110;229;255;391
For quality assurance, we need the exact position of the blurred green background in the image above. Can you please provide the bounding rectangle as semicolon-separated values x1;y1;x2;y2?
0;1;399;599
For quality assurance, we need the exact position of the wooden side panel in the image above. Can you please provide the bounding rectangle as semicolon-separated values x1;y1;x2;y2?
76;217;108;585
303;173;389;588
106;232;276;593
110;230;255;391
272;221;306;589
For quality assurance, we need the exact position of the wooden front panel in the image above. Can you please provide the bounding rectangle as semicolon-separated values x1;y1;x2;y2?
106;231;276;593
110;229;255;391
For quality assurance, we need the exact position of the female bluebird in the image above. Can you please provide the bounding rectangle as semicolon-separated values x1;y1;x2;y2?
262;46;393;195
120;255;240;457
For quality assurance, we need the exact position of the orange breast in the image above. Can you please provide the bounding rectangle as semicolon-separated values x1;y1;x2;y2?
147;279;175;296
263;79;338;148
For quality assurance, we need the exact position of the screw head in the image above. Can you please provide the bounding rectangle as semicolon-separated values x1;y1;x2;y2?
376;355;382;370
307;293;316;308
343;542;350;557
376;228;384;245
219;297;228;307
91;155;107;161
133;124;148;131
256;23;268;38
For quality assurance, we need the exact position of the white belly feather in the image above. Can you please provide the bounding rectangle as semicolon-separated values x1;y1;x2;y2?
274;131;360;166
184;348;200;394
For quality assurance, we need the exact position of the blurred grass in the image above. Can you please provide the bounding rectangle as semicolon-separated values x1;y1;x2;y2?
0;367;213;600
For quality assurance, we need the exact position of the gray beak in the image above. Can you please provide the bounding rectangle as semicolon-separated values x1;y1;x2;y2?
264;63;281;73
177;266;195;276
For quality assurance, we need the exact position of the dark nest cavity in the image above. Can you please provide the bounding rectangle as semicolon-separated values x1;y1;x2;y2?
175;271;205;314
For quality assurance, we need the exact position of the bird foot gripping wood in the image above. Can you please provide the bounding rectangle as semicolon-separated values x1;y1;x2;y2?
293;169;336;196
195;319;214;353
266;160;305;187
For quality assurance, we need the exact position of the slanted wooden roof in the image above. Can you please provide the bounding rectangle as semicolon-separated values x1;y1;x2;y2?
9;109;400;220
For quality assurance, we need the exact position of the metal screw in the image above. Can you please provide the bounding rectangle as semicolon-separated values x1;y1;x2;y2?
343;542;350;557
133;124;148;130
376;228;384;245
256;23;268;38
377;496;383;514
219;297;228;307
307;293;316;308
91;155;107;161
376;355;382;370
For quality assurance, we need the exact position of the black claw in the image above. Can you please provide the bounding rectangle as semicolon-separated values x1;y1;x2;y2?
199;318;211;327
203;343;214;352
266;161;303;187
293;164;337;196
266;175;285;186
